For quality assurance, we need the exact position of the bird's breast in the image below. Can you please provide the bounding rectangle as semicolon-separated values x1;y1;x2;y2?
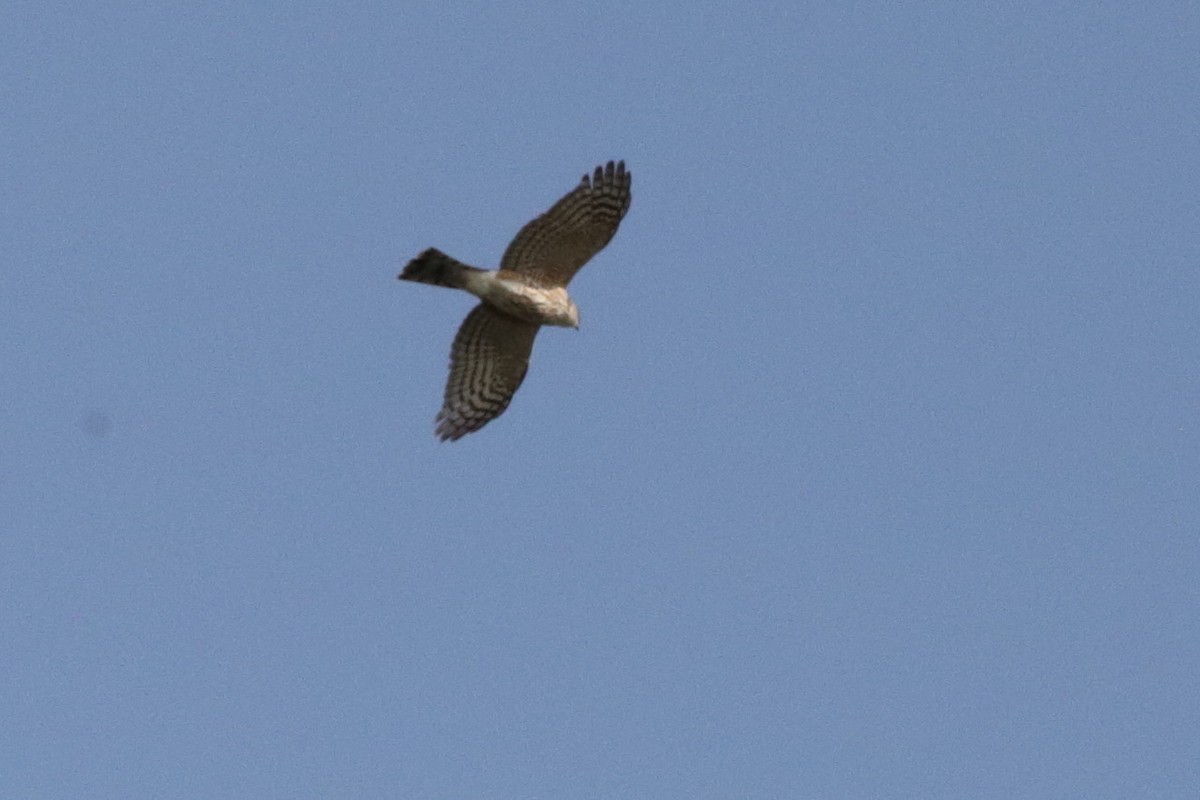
482;279;574;326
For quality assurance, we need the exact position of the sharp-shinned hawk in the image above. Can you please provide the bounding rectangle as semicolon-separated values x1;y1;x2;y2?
399;160;632;441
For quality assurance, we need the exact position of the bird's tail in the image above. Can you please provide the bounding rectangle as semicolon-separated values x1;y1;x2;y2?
398;248;481;290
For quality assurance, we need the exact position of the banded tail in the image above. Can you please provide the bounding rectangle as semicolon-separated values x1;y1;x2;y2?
399;248;482;289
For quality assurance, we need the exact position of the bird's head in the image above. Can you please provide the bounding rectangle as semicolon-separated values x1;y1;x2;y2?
540;289;580;329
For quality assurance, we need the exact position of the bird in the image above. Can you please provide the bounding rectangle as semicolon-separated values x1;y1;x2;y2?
399;160;632;441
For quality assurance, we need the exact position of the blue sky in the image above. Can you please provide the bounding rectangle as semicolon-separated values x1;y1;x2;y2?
3;3;1198;797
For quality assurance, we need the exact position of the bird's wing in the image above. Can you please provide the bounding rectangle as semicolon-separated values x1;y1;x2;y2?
498;160;632;287
435;304;540;441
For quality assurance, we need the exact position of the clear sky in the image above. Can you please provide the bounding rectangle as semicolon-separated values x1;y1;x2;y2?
4;3;1198;797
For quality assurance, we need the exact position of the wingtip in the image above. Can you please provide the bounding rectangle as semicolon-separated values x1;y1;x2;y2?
586;159;630;188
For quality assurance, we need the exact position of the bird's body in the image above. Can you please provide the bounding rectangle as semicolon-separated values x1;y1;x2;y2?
403;252;579;328
399;160;632;441
475;273;578;329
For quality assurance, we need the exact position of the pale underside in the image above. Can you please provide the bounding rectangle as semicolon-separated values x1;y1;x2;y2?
463;271;577;329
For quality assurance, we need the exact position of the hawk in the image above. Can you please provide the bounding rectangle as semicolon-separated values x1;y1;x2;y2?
399;160;632;441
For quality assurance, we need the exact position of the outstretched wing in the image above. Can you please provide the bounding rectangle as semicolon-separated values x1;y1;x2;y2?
499;160;632;287
435;304;540;441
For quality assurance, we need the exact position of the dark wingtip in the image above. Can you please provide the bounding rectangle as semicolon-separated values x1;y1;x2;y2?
586;160;629;188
